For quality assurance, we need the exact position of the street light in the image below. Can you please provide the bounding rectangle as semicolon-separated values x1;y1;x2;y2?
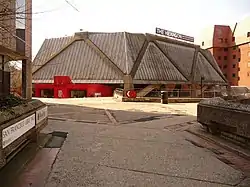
201;76;205;98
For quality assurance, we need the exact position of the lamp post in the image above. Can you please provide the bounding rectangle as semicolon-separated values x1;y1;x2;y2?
201;76;205;98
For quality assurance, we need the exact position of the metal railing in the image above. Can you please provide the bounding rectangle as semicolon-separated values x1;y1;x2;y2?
122;88;223;98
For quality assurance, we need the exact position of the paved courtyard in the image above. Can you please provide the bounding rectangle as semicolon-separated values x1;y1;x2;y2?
11;98;249;187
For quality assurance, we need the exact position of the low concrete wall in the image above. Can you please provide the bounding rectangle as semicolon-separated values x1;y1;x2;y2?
0;99;48;169
197;97;250;139
113;89;123;101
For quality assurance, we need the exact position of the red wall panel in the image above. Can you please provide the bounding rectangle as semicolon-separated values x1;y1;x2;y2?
34;76;114;98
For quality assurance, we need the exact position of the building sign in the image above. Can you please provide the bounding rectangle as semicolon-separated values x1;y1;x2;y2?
2;114;35;148
36;106;48;124
156;28;194;42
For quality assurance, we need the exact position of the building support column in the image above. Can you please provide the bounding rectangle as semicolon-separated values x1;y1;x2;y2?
123;75;134;96
191;84;197;98
22;59;32;99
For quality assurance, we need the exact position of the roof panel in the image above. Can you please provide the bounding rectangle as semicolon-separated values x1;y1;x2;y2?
89;32;130;74
33;40;123;81
134;43;187;82
32;36;73;73
194;52;225;83
156;40;195;79
125;33;146;73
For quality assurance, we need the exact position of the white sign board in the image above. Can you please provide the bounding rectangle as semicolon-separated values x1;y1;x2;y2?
156;27;194;42
36;106;48;124
2;114;35;148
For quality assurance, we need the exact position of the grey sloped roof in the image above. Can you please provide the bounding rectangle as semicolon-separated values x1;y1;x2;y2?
88;32;130;74
33;40;123;82
125;33;146;65
32;31;227;85
194;52;225;83
32;36;73;73
134;43;187;82
156;40;195;79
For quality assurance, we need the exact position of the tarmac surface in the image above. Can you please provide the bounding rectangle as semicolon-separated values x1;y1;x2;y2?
3;98;249;187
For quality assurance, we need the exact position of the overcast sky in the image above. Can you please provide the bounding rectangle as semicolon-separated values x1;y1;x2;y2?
32;0;250;58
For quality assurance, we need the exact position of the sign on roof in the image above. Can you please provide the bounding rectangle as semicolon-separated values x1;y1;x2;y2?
156;28;194;42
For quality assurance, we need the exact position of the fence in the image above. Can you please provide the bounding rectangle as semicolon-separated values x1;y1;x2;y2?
119;88;223;98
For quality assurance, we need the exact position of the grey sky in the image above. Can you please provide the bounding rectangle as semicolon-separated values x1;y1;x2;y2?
32;0;250;57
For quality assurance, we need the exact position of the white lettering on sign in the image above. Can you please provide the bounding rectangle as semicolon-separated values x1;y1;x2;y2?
156;27;194;42
2;114;35;148
36;106;48;124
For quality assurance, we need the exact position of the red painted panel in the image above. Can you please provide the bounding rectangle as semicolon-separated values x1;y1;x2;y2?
34;82;113;98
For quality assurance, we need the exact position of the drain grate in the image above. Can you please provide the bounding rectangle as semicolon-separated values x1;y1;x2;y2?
44;131;68;148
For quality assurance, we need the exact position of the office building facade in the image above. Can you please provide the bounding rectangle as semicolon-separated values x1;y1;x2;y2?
197;17;250;86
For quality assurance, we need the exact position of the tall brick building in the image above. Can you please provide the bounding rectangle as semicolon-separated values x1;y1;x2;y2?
0;0;32;98
197;17;250;86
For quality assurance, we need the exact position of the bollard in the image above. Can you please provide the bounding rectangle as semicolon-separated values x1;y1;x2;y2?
161;91;168;104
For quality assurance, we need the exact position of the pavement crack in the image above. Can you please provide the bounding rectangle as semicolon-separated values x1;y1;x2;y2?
98;164;235;186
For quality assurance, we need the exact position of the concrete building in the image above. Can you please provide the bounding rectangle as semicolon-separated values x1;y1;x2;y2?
0;0;32;98
197;17;250;86
32;31;227;98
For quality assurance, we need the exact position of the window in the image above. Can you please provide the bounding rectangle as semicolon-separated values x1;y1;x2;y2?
232;73;236;77
218;56;221;60
238;58;241;62
233;64;236;68
233;46;236;50
247;32;250;37
202;41;204;46
248;62;250;67
224;56;227;60
232;37;235;42
233;55;236;59
238;77;240;81
238;67;240;71
224;48;228;51
248;72;250;77
223;65;227;69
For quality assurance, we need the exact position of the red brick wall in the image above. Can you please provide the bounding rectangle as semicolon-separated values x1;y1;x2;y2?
208;25;250;86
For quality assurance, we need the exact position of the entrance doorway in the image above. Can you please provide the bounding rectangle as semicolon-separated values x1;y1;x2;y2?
70;90;86;98
41;89;54;98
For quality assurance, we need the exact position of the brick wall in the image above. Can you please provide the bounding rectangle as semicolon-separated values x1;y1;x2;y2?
0;0;16;51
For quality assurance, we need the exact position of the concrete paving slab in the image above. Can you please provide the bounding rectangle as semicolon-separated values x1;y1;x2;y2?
48;105;111;123
41;119;114;135
90;166;232;187
36;98;198;116
110;109;168;122
98;125;191;145
99;139;243;185
124;115;196;129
